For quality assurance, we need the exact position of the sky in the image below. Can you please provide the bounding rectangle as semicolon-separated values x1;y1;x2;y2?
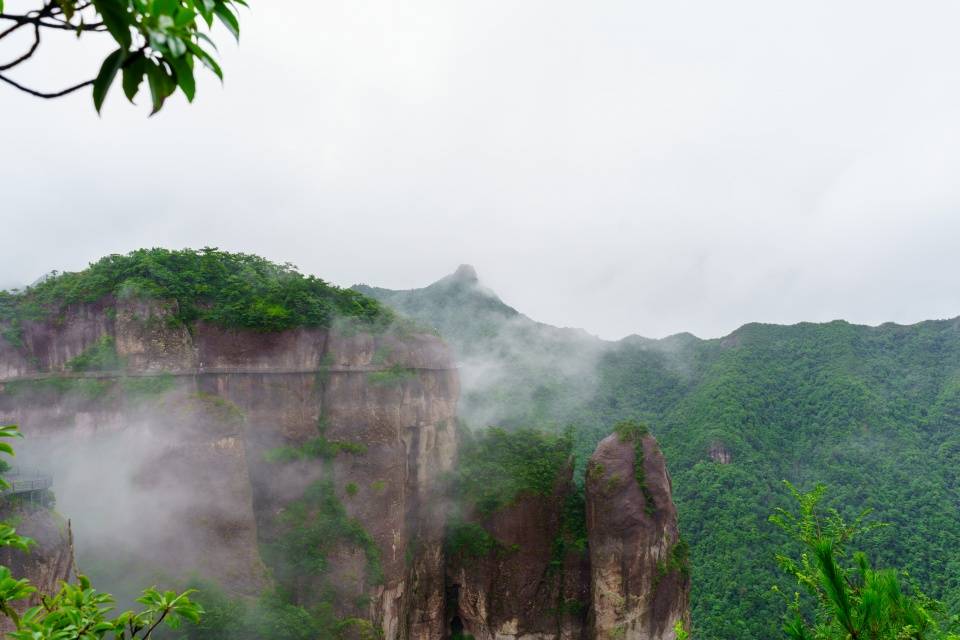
2;0;960;340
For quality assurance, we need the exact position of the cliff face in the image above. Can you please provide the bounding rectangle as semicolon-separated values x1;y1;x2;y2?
0;296;689;640
0;298;458;638
585;432;690;640
446;464;590;640
0;504;75;633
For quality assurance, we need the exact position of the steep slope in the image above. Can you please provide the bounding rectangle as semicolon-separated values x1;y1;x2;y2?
444;425;689;640
359;267;960;640
355;266;605;429
0;251;697;640
0;250;459;639
0;501;74;634
586;424;689;640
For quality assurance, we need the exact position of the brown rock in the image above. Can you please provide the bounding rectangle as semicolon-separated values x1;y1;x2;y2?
446;463;590;640
585;431;689;640
0;504;74;633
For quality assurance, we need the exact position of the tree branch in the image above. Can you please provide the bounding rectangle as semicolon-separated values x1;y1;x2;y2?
0;23;39;71
0;72;92;98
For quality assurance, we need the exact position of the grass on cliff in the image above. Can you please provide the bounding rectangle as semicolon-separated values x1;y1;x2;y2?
446;426;578;560
0;247;393;335
452;426;573;516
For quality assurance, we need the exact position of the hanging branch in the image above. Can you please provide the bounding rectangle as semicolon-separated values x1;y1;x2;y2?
0;0;247;114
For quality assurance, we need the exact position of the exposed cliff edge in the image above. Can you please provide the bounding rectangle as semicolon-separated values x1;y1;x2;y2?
585;424;690;640
442;424;689;640
0;251;689;640
0;292;459;638
0;502;75;633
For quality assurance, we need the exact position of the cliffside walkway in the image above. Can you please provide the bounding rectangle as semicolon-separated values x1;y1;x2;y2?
0;363;458;385
1;468;53;503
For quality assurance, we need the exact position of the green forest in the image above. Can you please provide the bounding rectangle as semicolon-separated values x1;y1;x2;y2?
361;269;960;640
0;248;392;339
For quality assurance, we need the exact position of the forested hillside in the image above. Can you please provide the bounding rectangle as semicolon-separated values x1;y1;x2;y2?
357;267;960;640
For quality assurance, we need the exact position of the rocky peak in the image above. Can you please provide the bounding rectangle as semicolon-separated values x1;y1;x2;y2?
451;264;479;284
585;426;690;640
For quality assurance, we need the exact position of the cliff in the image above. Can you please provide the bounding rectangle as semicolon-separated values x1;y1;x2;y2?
585;425;690;640
0;502;75;633
0;251;690;639
0;295;458;638
442;425;689;640
446;461;589;640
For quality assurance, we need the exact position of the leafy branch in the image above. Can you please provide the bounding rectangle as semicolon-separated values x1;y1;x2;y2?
0;424;204;638
0;0;247;113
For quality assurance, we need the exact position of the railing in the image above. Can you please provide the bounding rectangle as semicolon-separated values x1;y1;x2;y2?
0;468;53;496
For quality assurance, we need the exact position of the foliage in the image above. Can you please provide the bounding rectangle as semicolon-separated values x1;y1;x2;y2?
0;0;247;113
771;483;959;640
68;335;124;372
0;248;391;336
444;519;500;558
361;278;960;640
263;419;366;464
366;365;416;387
613;419;655;515
1;377;113;401
257;415;383;636
0;425;204;638
121;374;177;397
452;427;573;515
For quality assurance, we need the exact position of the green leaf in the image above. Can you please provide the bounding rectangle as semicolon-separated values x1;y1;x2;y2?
56;0;75;20
145;61;177;114
213;2;239;41
173;8;197;28
91;0;133;49
185;41;222;80
93;48;126;113
0;0;4;13
169;54;195;102
122;55;147;102
195;0;215;26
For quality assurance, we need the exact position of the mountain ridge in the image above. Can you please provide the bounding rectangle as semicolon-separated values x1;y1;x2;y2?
355;264;960;640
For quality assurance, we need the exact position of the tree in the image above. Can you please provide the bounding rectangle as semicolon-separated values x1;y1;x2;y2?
0;0;247;113
0;424;204;638
770;481;959;640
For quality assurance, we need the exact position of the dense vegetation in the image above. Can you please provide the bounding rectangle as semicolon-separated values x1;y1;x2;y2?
772;482;959;640
445;426;576;560
0;248;391;340
362;267;960;640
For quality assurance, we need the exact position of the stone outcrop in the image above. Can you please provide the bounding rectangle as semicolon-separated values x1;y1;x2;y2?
0;298;458;639
585;432;690;640
0;296;689;640
446;463;589;640
0;504;74;633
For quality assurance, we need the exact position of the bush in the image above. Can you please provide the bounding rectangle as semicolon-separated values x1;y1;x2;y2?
0;248;392;334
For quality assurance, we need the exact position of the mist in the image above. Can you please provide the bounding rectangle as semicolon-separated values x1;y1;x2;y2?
4;0;960;339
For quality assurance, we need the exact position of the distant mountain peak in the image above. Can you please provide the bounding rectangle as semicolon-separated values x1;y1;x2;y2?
451;264;478;283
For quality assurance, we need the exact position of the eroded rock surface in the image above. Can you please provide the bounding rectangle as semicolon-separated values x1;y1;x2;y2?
0;299;458;639
446;464;589;640
0;504;74;633
585;432;690;640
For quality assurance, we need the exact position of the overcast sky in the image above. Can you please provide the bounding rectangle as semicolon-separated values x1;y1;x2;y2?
2;1;959;340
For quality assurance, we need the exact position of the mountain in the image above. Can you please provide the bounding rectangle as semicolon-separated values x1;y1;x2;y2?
0;249;691;640
355;265;606;429
357;266;960;640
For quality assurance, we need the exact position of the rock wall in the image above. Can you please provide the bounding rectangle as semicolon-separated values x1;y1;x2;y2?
585;433;690;640
446;463;590;640
0;503;75;633
0;297;689;640
0;298;458;639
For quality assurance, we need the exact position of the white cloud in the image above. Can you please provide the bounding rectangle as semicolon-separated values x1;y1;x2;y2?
2;0;959;338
